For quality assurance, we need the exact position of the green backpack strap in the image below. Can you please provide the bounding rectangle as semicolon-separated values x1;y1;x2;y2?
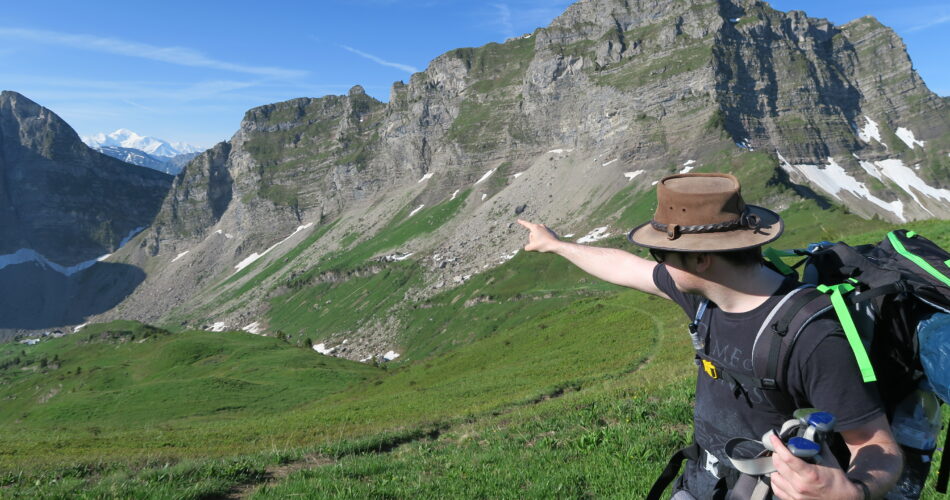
887;230;950;287
816;282;877;383
763;247;800;276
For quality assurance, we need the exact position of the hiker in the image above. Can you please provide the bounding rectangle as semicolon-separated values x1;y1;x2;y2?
518;173;902;499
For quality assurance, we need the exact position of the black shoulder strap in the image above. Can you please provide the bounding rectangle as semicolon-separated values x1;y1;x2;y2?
646;443;702;500
938;424;950;494
751;286;834;415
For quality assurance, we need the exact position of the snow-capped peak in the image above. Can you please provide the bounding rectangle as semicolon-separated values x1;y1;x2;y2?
81;129;201;158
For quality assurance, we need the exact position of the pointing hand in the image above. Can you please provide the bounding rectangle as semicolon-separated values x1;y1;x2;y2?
517;219;562;253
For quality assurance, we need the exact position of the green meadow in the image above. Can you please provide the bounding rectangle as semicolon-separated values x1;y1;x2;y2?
2;174;950;497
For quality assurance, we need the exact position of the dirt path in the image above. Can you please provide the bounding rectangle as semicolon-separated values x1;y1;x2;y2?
224;454;335;499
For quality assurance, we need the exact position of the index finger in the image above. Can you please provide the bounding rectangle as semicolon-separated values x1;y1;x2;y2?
770;434;810;476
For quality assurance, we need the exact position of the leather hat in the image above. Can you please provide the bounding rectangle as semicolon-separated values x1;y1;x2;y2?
627;173;783;252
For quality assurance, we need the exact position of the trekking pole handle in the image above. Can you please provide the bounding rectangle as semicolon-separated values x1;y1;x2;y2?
787;437;821;462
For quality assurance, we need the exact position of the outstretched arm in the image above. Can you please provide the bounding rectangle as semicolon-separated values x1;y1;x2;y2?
517;219;668;298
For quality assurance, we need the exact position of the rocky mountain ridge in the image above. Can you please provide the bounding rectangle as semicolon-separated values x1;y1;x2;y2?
0;91;173;332
12;0;950;358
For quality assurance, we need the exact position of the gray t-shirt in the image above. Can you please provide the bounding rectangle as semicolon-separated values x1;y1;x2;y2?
653;264;883;496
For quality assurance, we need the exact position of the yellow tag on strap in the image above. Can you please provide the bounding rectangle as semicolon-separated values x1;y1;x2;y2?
702;359;719;379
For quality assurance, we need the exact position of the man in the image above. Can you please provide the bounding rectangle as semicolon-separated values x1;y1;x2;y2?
518;173;901;499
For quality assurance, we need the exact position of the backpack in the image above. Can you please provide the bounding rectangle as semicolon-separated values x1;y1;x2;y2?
647;229;950;500
758;229;950;497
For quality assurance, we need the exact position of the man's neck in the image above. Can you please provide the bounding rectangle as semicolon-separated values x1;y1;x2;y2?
701;264;788;313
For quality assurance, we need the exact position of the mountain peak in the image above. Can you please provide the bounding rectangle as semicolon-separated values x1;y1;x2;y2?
82;129;202;158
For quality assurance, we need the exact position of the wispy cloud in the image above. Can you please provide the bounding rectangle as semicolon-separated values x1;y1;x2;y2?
0;27;307;79
494;3;515;38
476;1;573;39
906;14;950;32
340;45;419;74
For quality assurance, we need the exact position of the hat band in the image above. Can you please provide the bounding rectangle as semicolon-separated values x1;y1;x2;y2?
650;209;761;240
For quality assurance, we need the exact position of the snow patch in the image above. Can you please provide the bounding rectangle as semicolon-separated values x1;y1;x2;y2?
895;127;925;149
513;172;524;179
73;323;89;333
408;205;425;217
860;158;950;216
383;351;400;361
680;161;696;174
624;170;644;181
242;322;263;335
208;322;228;332
171;251;190;263
547;148;574;155
450;189;460;200
234;223;314;272
474;169;496;185
736;139;754;151
563;234;575;238
854;116;885;146
858;160;883;182
481;193;488;201
500;249;519;262
383;252;414;262
215;230;234;239
602;158;618;167
119;227;145;248
577;227;610;244
418;172;434;183
778;153;906;221
313;343;335;355
0;224;146;275
0;249;101;276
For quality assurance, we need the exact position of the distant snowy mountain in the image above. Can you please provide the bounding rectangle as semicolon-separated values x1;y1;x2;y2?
82;129;205;174
97;146;170;172
82;129;203;158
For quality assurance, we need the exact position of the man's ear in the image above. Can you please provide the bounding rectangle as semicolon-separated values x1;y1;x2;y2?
694;252;713;273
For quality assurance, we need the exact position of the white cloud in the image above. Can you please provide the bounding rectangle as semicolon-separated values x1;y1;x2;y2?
340;45;419;74
0;27;307;79
907;14;950;32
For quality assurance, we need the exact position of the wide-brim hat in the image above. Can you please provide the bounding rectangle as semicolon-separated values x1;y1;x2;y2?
627;173;783;252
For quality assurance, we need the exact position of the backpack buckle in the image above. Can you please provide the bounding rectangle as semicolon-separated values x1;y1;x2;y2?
770;322;788;337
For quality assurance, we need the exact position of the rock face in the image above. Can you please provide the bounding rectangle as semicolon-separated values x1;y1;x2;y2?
0;91;172;332
25;0;950;343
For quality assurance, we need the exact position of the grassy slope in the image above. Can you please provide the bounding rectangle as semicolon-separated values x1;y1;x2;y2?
0;322;379;465
265;191;471;340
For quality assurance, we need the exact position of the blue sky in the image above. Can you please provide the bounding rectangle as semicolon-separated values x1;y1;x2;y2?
1;0;946;149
